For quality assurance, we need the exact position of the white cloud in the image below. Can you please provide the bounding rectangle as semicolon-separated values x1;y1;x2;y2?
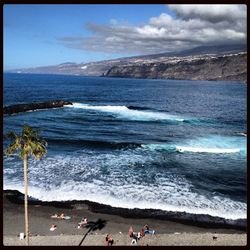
59;4;246;55
149;13;173;26
169;4;246;23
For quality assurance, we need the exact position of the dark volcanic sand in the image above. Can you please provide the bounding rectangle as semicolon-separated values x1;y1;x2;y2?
3;190;245;237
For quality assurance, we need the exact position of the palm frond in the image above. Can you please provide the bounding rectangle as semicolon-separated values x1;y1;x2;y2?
6;125;48;160
6;131;18;140
5;133;22;156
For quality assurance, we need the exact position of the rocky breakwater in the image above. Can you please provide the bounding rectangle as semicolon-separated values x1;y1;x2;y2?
4;100;73;115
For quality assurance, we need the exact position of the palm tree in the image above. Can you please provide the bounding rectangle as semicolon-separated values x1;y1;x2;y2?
5;125;47;245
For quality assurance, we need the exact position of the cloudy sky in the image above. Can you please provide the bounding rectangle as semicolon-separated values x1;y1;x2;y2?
4;4;246;70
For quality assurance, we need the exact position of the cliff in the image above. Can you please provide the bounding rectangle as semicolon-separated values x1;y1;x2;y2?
104;53;247;81
7;44;247;82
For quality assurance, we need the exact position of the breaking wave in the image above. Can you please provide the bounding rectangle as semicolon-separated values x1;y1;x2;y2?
143;134;246;155
65;103;186;122
47;138;141;150
3;151;246;220
176;146;240;154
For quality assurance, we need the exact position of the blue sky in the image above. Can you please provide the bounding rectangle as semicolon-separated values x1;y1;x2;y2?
4;4;246;70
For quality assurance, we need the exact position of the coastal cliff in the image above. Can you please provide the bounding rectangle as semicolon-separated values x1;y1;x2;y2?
7;44;247;82
104;53;246;81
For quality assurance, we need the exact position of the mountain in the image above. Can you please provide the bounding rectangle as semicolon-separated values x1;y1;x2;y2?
7;44;247;81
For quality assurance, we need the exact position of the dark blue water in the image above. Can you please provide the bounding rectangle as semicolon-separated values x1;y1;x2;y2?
3;73;247;220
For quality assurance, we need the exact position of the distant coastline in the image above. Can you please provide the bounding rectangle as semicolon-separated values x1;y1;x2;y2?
3;72;247;84
5;44;247;82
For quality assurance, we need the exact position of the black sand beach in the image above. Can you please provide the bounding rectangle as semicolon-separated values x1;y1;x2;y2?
3;189;246;246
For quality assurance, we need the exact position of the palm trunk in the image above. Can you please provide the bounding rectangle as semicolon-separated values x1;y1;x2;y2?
24;154;29;246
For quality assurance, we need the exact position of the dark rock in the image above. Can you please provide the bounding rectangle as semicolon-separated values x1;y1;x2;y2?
4;100;72;115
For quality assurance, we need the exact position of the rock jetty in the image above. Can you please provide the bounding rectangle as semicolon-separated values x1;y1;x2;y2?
4;100;72;115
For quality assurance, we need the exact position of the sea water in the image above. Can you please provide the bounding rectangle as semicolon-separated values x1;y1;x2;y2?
3;73;247;220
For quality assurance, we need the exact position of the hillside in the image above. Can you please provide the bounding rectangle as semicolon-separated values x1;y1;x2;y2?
8;44;247;81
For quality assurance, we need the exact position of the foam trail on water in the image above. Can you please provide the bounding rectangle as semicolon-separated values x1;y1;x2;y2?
65;103;185;122
141;144;175;152
177;135;246;155
176;146;240;154
144;135;246;155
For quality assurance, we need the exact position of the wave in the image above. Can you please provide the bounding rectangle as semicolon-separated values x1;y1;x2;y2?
143;134;246;155
127;105;152;111
3;144;246;221
65;103;185;122
236;132;247;137
47;138;141;150
176;146;240;154
3;180;246;221
3;189;247;230
141;143;175;152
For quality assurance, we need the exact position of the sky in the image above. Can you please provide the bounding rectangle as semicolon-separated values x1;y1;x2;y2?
4;4;247;70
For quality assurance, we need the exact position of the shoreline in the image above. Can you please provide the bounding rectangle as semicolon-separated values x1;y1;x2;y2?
4;72;246;83
4;189;246;232
3;190;246;246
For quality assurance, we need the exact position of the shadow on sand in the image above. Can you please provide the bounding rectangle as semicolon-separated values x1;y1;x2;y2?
78;219;107;246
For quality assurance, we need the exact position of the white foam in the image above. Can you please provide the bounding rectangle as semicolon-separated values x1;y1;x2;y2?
176;135;246;155
3;150;246;220
66;103;185;122
142;144;175;151
3;181;246;220
176;146;240;154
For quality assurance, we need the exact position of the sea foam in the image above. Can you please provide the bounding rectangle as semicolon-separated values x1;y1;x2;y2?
65;103;185;122
3;150;246;220
175;146;240;154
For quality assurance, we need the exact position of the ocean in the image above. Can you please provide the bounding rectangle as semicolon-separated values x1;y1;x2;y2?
3;73;247;221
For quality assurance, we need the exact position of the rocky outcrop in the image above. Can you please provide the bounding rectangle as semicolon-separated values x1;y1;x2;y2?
4;100;72;115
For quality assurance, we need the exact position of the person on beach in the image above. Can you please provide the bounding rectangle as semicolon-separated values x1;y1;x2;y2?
60;213;65;219
78;217;88;228
129;226;134;237
141;227;145;237
50;224;57;231
105;234;114;246
143;224;155;235
137;231;141;239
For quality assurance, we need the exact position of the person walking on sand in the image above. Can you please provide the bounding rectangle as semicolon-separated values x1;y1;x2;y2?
129;226;134;237
141;227;145;237
105;234;114;246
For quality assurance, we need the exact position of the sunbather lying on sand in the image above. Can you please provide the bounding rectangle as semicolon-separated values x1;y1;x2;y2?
78;217;88;228
143;224;155;235
51;213;71;220
50;224;57;231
